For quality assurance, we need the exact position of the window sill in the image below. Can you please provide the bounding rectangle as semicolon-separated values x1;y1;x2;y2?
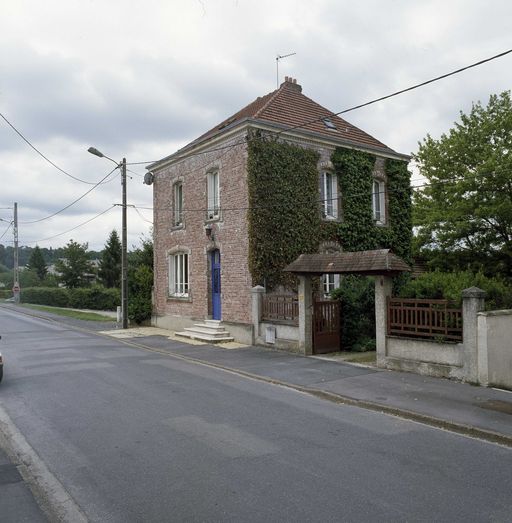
171;224;185;231
204;216;222;224
321;215;341;222
167;294;192;302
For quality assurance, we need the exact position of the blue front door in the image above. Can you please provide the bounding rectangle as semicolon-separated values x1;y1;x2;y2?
211;250;221;320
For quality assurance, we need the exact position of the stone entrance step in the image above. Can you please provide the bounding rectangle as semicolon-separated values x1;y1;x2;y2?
176;320;234;343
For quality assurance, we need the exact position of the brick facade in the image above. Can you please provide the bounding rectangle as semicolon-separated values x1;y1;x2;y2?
153;132;253;329
149;78;407;341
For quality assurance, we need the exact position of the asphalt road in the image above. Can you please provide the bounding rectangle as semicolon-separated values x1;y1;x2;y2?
1;307;511;522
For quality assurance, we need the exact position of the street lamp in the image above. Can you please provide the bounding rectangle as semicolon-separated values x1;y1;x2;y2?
88;147;128;329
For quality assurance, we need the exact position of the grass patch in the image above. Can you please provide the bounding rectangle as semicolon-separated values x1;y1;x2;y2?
20;304;114;322
345;352;377;364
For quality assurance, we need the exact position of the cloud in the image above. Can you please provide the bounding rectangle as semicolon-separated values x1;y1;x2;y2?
0;0;511;250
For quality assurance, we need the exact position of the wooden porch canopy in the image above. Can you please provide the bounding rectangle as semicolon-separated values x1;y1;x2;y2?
283;249;411;276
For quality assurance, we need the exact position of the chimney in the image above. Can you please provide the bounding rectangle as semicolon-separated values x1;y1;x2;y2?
280;76;302;93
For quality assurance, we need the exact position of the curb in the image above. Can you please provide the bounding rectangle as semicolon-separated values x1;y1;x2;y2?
89;334;512;449
3;304;512;448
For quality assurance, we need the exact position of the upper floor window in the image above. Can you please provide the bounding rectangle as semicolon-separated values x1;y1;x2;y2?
320;171;338;219
169;252;189;297
207;170;220;220
372;180;386;224
173;181;183;227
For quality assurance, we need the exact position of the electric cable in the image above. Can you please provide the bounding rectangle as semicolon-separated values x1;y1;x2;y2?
132;205;153;224
0;221;13;241
130;174;465;214
0;112;119;186
20;166;119;224
274;48;512;138
21;206;115;244
126;48;512;167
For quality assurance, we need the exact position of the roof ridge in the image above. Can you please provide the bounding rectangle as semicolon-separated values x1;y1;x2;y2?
253;86;281;118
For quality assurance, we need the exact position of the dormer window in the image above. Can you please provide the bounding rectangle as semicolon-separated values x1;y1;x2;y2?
320;171;338;220
322;117;337;130
207;170;220;220
372;180;386;224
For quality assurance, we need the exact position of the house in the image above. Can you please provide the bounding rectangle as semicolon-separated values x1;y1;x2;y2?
147;77;411;345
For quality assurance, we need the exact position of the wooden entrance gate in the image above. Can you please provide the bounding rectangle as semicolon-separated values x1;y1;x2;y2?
313;299;341;354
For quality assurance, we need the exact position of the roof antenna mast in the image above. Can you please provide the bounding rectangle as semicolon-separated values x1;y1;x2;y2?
276;52;296;88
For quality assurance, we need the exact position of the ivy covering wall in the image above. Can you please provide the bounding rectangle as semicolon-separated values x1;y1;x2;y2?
331;148;413;264
247;134;321;289
247;136;412;289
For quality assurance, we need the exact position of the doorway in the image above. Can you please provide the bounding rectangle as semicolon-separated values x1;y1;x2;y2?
312;298;341;354
210;249;221;320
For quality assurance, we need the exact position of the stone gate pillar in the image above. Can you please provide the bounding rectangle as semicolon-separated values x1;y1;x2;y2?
462;287;486;382
251;285;265;344
375;275;393;366
298;275;313;355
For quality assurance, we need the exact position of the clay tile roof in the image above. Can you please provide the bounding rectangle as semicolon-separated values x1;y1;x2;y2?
283;249;411;275
187;78;398;155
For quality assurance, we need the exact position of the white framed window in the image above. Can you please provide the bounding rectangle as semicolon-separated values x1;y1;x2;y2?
320;171;338;219
169;252;189;297
322;274;340;298
173;181;183;227
372;180;386;224
207;170;220;220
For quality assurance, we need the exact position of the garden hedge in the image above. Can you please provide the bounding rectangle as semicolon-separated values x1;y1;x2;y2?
20;286;119;311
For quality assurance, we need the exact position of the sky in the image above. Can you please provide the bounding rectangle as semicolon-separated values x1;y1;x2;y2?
1;0;511;252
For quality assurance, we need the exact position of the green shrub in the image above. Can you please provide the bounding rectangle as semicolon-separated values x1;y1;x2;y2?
21;287;70;307
0;289;12;299
351;337;376;353
128;265;153;324
20;286;120;310
399;270;512;310
68;286;119;311
331;275;375;351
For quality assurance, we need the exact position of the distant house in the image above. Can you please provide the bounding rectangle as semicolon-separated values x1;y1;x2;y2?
147;77;410;344
47;258;100;286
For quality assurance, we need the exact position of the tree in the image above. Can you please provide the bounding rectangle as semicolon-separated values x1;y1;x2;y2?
413;91;512;278
128;265;153;324
54;240;93;288
127;235;154;324
98;230;122;288
27;245;47;281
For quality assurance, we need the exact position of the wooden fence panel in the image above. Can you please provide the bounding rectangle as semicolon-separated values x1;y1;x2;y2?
262;294;299;324
387;298;463;342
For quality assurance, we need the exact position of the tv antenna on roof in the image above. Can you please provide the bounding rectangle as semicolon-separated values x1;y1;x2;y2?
276;52;296;88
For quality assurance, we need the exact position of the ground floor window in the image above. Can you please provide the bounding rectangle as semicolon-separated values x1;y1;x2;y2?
169;252;189;297
322;273;340;297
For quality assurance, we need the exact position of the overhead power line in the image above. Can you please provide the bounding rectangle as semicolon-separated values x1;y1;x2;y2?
127;47;512;167
0;111;117;186
130;173;467;214
20;166;119;224
22;206;115;244
275;48;512;136
0;221;13;241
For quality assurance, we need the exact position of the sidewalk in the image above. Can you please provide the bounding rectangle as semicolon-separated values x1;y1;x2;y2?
0;446;47;522
3;303;512;446
102;326;512;446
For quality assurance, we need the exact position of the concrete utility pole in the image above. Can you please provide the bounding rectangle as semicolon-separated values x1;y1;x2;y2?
121;158;128;329
13;202;20;303
87;147;128;329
